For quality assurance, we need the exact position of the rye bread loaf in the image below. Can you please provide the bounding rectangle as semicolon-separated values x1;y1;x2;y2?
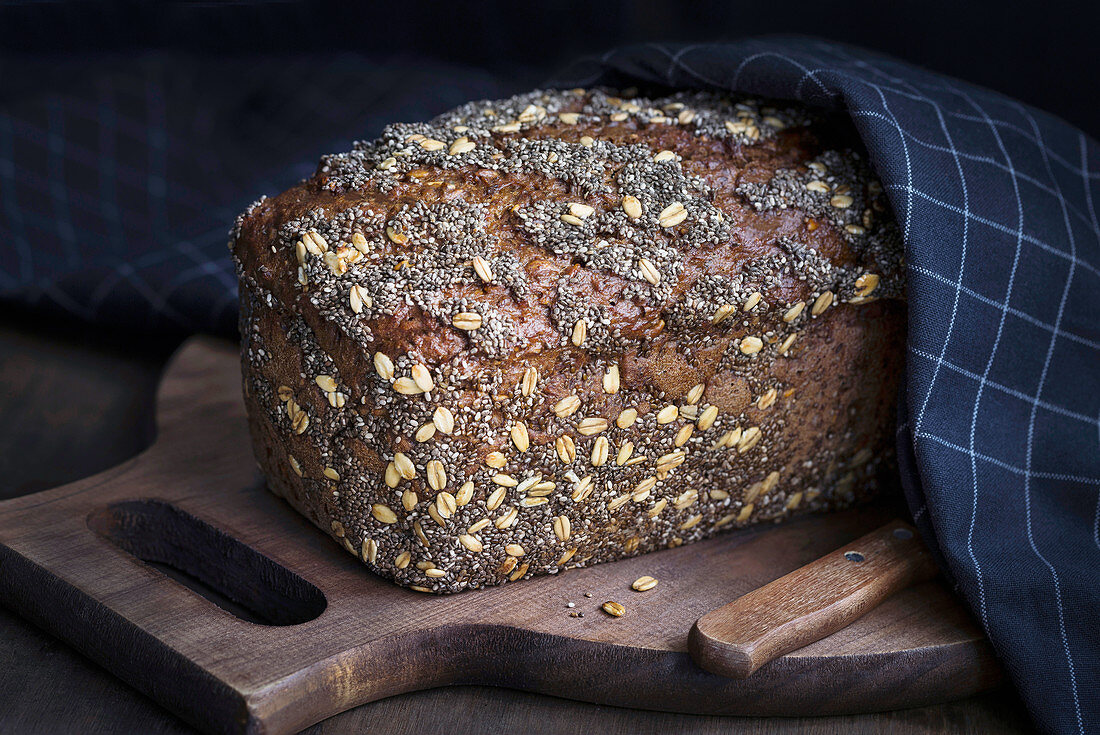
230;87;905;594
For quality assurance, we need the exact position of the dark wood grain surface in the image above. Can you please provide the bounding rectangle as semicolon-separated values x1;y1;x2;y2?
0;313;1036;734
690;520;939;678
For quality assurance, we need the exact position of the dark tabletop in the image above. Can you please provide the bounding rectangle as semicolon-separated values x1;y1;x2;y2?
0;312;1036;734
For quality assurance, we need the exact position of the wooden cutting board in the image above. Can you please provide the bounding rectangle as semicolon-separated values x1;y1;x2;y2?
0;337;1001;735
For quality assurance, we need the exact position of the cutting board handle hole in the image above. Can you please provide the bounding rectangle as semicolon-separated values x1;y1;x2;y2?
87;499;326;626
844;551;865;562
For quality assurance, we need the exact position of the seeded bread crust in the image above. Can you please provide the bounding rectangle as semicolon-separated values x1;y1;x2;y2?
231;88;905;594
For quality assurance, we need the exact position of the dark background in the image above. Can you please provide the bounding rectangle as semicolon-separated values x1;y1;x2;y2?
3;0;1099;137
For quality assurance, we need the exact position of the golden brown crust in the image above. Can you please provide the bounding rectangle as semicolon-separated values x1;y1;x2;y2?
232;88;905;593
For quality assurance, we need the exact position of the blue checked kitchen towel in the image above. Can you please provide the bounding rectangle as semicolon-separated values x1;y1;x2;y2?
1;37;1097;734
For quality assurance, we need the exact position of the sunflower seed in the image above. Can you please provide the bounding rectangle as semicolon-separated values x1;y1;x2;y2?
697;405;719;431
553;515;571;542
556;434;577;463
778;333;798;355
495;507;519;529
591;436;609;466
374;351;395;381
517;474;542;494
372;504;397;524
385;226;408;245
571;475;594;501
739;336;764;355
658;201;687;228
449;138;476;155
757;388;778;410
415;423;437;442
711;303;736;324
680;514;703;530
812;290;834;316
349;284;371;313
602;601;626;617
394;452;416;479
568;202;595;218
783;302;805;322
456;481;474;506
384;462;400;487
738;426;762;453
621;195;643;219
393;377;422;395
432;406;455;434
603;365;620;394
607;493;631;511
472;255;494;283
616;408;638;429
855;273;880;296
427;460;447;491
656;450;686;472
634;477;658;498
486;485;507;511
458;534;483;552
638;258;661;285
674;489;698;509
521;366;538;396
647;499;668;517
304;231;328;253
554;395;582;417
571;319;587;346
657;405;679;424
713;427;741;451
449;310;484;331
492;473;518;487
577;417;609;436
411;364;434;392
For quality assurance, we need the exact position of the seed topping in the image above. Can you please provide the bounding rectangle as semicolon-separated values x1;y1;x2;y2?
658;201;687;228
621;195;643;219
602;601;626;617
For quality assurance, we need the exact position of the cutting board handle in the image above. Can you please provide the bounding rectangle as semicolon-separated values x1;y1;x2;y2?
689;520;938;679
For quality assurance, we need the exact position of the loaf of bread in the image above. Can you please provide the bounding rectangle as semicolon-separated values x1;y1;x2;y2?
231;87;905;594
